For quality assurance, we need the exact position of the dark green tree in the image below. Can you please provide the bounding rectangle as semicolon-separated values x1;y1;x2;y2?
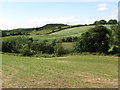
75;26;110;53
93;21;100;25
109;24;120;54
99;20;107;25
108;19;117;24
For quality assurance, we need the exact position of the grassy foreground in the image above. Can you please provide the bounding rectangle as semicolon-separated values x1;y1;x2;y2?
2;54;118;88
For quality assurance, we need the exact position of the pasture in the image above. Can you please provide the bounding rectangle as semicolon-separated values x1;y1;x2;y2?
2;25;109;41
2;54;118;88
50;26;94;36
29;26;94;41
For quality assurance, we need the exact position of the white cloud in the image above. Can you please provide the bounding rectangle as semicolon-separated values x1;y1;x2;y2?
0;19;33;30
97;3;108;11
0;16;82;30
28;16;81;26
0;20;10;30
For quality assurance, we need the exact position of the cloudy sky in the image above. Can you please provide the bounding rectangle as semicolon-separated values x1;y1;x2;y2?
0;0;119;30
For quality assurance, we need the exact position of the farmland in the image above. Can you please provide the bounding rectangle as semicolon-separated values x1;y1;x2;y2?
1;1;119;88
1;25;111;41
1;23;120;88
2;25;93;41
2;54;118;88
29;26;94;41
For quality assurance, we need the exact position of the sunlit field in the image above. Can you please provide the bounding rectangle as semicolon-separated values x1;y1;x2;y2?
2;54;118;88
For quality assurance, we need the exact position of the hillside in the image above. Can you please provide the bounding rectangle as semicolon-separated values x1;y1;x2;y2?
30;25;94;41
29;24;86;35
1;24;68;37
2;25;112;41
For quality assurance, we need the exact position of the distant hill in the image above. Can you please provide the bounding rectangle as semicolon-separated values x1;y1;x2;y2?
1;24;68;37
35;24;68;31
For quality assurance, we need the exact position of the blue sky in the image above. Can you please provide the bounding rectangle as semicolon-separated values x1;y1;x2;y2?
0;1;118;30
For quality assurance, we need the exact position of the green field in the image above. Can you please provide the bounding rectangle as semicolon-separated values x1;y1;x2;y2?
50;26;94;36
29;26;94;41
2;54;118;88
2;25;110;41
2;26;93;41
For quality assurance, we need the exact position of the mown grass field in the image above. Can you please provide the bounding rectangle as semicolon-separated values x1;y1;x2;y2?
2;54;118;88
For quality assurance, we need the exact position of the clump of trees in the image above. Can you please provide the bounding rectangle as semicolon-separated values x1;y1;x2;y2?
2;37;66;56
75;26;110;53
2;36;34;56
75;25;120;55
93;19;118;25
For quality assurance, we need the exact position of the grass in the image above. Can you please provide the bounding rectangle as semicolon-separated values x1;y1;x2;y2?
28;25;89;35
2;54;118;88
29;29;52;35
1;25;111;41
50;26;94;36
62;42;76;52
29;26;94;41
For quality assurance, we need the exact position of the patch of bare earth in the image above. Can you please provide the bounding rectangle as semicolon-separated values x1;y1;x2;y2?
35;55;119;60
57;61;69;63
73;71;118;88
84;78;118;88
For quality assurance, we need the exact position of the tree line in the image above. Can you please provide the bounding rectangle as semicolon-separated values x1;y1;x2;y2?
93;19;118;25
2;24;120;56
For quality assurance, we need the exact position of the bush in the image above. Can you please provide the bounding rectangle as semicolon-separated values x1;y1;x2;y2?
19;44;33;56
62;37;78;42
108;46;120;54
54;43;66;56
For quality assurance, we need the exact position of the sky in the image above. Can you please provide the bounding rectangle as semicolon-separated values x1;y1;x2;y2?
0;0;119;30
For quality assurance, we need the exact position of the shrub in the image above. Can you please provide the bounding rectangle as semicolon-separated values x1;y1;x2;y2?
19;44;33;56
54;43;66;56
